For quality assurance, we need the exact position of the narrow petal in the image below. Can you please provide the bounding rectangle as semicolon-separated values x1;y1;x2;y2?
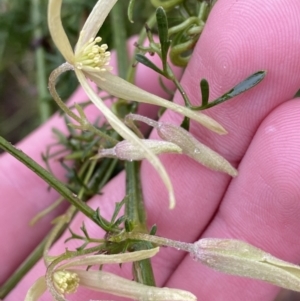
192;239;300;292
25;276;47;301
88;71;227;135
73;269;197;301
59;247;160;269
48;0;74;63
75;0;118;53
75;70;176;209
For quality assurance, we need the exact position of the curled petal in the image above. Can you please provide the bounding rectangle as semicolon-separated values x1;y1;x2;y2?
73;269;197;301
88;71;227;135
25;276;47;301
192;239;300;292
75;70;176;209
59;247;160;269
76;0;118;53
96;139;182;160
48;0;74;63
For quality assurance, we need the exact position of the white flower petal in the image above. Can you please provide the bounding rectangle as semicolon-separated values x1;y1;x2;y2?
75;70;176;209
72;269;197;301
75;0;118;53
48;0;74;63
88;71;227;135
25;276;47;301
59;247;160;269
192;239;300;292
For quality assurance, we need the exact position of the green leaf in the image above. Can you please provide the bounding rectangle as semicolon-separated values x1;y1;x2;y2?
127;0;136;23
135;53;165;76
149;224;157;235
190;70;266;110
156;7;171;72
125;219;134;232
111;198;127;224
180;116;190;131
204;70;266;109
93;208;111;232
200;78;209;107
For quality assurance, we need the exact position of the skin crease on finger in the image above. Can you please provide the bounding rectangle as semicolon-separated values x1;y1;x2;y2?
3;1;300;301
0;36;181;286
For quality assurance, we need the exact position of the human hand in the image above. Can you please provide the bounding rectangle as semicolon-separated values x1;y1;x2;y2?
2;0;300;300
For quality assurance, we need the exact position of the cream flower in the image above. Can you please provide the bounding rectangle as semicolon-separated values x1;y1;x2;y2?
48;0;226;208
25;247;196;301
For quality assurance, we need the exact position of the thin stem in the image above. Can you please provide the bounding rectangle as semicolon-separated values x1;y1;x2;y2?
0;225;67;299
49;63;117;144
112;232;194;253
49;63;80;122
125;161;156;286
31;0;51;122
0;136;109;228
44;206;77;265
110;0;128;80
173;75;191;107
127;12;156;84
30;196;64;226
125;162;147;230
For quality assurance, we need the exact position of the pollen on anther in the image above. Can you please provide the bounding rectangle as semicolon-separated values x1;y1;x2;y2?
75;36;112;73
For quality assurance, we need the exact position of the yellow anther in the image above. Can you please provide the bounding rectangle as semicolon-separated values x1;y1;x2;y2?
53;270;79;295
75;36;112;73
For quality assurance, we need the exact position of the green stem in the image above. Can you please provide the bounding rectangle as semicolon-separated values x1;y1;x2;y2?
49;64;117;145
31;0;51;122
127;12;156;84
0;225;67;299
111;232;194;253
125;162;146;230
110;0;128;80
173;75;191;107
0;136;108;227
125;161;156;286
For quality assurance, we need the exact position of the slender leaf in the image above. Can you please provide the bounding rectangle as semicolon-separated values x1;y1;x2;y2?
192;71;266;110
205;70;266;109
156;7;171;72
200;78;209;107
127;0;136;23
135;53;165;76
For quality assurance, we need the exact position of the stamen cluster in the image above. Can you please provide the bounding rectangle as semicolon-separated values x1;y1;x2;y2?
53;270;79;295
75;36;112;72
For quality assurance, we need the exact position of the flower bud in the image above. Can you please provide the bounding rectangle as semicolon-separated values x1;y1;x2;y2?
96;139;182;161
191;238;300;292
156;123;237;177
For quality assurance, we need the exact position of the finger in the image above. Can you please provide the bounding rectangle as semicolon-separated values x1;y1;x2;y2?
127;0;300;295
0;36;181;283
165;98;300;300
140;0;300;254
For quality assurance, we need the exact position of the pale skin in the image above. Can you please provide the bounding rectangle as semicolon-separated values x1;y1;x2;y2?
1;0;300;300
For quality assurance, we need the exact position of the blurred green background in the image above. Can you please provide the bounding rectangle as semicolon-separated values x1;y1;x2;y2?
0;0;154;146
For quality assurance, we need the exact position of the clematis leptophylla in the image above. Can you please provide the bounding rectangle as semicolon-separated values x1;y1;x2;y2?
48;0;226;208
25;247;197;301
